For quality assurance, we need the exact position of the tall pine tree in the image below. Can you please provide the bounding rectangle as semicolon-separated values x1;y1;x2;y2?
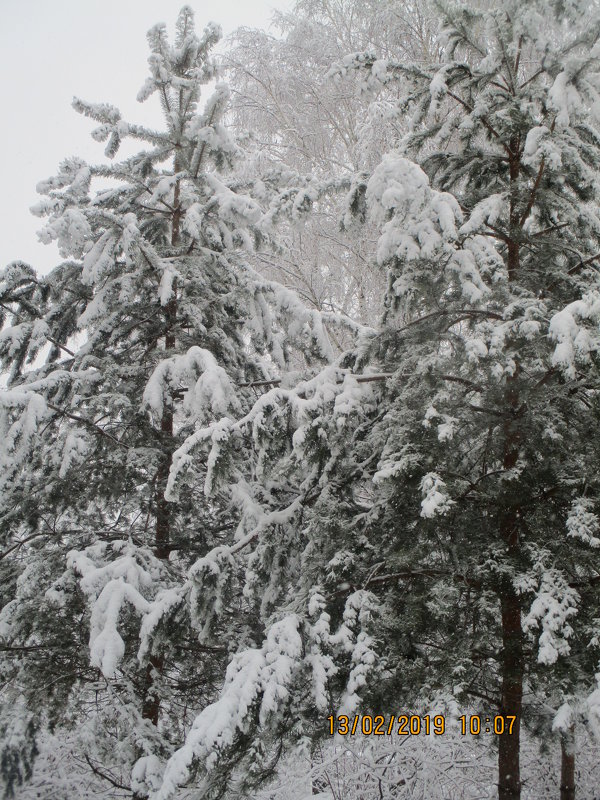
0;7;335;798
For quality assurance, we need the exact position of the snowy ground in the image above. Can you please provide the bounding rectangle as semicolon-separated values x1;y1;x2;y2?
22;720;600;799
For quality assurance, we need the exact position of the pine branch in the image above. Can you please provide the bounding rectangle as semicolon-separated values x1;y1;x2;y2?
0;531;49;561
464;688;501;707
520;67;544;89
545;250;600;293
46;403;130;448
519;158;546;227
531;222;569;238
514;35;523;76
238;373;393;389
83;754;132;792
519;118;556;227
568;573;600;589
330;568;483;597
0;301;75;358
0;643;64;653
445;90;511;155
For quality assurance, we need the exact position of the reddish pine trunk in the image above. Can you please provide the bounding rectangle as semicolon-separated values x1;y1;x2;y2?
560;727;575;800
141;654;164;726
497;142;525;800
498;587;523;800
497;367;524;800
497;359;524;800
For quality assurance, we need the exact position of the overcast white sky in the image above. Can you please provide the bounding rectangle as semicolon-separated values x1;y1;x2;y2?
0;0;290;274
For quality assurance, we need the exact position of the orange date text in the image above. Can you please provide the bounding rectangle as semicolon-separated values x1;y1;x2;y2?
327;714;446;736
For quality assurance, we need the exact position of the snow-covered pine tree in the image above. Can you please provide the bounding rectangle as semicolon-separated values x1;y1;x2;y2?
318;2;600;798
153;2;600;799
0;7;336;798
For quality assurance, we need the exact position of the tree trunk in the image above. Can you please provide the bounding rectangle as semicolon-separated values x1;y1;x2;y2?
154;172;180;562
497;140;525;800
154;400;174;560
497;372;524;800
135;178;181;799
560;726;575;800
141;654;164;726
497;362;524;800
498;587;523;800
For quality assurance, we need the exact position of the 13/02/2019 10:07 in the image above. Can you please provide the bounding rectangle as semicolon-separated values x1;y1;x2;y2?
327;714;518;736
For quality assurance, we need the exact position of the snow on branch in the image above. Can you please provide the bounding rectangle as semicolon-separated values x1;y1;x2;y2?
548;292;600;379
522;569;580;665
420;473;454;518
153;587;379;799
366;154;492;303
166;364;380;500
142;346;239;425
153;616;303;800
566;498;600;548
67;542;164;678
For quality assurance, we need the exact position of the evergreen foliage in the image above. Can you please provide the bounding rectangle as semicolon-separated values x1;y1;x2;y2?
2;2;600;799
